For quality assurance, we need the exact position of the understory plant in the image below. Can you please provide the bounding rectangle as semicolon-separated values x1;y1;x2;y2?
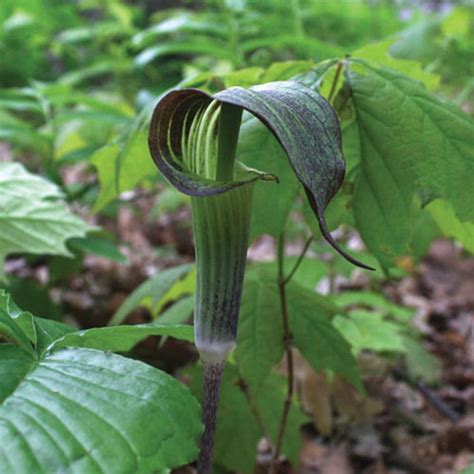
1;3;473;472
148;80;374;472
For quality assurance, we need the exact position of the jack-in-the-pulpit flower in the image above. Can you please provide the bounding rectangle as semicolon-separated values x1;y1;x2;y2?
148;81;373;473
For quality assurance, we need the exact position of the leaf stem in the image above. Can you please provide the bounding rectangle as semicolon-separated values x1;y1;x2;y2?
284;236;313;285
327;60;345;104
271;233;295;470
198;360;225;474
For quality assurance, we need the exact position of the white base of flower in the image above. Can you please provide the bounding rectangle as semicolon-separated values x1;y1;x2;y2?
197;340;235;364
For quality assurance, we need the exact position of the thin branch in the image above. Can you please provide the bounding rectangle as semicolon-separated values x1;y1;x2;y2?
271;233;295;471
284;236;313;285
327;60;345;104
393;367;460;423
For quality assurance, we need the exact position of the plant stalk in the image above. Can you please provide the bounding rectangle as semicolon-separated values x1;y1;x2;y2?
284;236;313;285
327;60;345;104
195;101;246;473
197;360;225;474
271;234;295;471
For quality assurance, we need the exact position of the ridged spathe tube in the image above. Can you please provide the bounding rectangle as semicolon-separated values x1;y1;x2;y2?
191;184;253;362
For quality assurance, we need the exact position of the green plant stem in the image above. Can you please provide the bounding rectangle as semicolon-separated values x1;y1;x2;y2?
327;60;345;104
271;233;295;470
284;236;313;285
198;360;225;474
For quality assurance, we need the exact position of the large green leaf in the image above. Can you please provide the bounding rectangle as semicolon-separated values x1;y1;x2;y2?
347;60;474;267
286;282;362;391
48;323;193;353
0;345;201;474
235;270;284;392
237;115;299;241
0;163;93;275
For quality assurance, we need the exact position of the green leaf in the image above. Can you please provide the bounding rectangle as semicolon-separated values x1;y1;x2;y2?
286;282;362;391
109;264;193;326
257;374;307;467
132;11;227;48
157;296;194;325
135;39;234;67
0;124;50;157
151;267;196;317
0;196;92;273
237;115;299;241
0;290;79;353
402;335;442;384
68;235;127;263
0;290;33;334
33;317;75;354
92;129;157;211
352;39;440;90
260;60;315;83
211;365;261;472
426;199;474;253
235;271;284;392
0;303;33;353
48;323;194;353
333;310;406;354
0;345;201;473
331;291;413;321
347;60;474;267
0;162;61;199
460;463;474;474
390;18;441;62
0;163;93;276
7;276;62;321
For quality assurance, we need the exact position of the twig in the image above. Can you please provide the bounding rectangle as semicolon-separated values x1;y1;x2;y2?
283;236;313;285
393;367;460;424
415;380;461;423
270;234;295;471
